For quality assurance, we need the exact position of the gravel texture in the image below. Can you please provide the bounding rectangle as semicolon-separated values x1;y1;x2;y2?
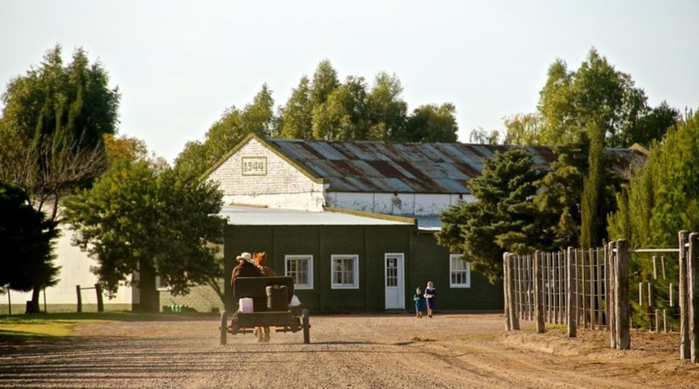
1;313;698;388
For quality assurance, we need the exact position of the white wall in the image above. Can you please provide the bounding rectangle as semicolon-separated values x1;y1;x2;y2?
5;226;134;308
208;138;326;211
326;192;476;216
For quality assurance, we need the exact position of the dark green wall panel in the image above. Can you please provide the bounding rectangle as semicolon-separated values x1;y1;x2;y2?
224;224;503;314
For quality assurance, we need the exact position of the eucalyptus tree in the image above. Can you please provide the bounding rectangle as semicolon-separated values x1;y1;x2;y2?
0;45;119;311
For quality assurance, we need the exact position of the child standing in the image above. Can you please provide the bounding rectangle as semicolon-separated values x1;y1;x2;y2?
424;281;436;318
413;287;425;318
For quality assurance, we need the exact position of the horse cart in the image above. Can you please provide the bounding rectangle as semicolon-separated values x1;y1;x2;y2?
220;276;310;344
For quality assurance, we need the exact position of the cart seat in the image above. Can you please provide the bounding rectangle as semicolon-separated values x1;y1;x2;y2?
233;276;295;312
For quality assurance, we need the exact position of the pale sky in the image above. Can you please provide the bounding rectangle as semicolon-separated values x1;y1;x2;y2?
1;1;698;163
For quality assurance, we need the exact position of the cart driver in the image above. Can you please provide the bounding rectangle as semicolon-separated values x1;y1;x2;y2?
231;252;262;285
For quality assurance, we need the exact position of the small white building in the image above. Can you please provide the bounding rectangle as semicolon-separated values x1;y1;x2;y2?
1;220;135;314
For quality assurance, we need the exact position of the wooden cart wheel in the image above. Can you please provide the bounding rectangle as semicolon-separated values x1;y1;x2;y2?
302;308;310;344
220;310;228;345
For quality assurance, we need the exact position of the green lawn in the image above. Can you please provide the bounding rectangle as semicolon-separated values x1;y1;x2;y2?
0;311;214;340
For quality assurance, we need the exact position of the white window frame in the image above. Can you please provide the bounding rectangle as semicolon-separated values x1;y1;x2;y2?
449;254;471;288
331;254;359;289
285;254;314;290
155;275;170;291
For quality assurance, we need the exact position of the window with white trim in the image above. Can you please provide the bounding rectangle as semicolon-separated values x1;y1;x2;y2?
450;254;471;288
331;254;359;289
156;275;170;291
285;254;313;289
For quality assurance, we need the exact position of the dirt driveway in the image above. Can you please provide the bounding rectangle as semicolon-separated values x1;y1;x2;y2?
1;313;698;388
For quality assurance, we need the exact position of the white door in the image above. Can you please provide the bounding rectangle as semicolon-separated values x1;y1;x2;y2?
385;253;405;309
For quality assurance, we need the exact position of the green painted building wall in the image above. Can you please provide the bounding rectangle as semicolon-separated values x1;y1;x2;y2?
224;223;502;314
409;233;503;312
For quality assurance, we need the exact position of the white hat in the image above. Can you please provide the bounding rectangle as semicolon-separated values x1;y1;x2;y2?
236;252;253;263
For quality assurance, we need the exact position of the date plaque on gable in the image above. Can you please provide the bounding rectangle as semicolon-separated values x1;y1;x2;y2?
241;156;267;176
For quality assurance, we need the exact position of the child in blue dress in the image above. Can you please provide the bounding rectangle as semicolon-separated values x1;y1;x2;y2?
424;281;436;318
413;287;425;318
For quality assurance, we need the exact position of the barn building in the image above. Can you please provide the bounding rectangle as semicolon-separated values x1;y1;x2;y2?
201;134;573;314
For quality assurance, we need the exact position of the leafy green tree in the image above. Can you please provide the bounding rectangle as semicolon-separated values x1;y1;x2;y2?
502;113;544;145
0;182;59;312
533;138;588;248
174;140;209;177
468;127;500;144
625;102;679;147
310;60;340;108
366;72;407;140
400;103;458;143
608;109;699;247
175;85;274;177
504;48;675;248
279;76;314;139
240;84;275;135
437;148;549;281
0;45;118;311
312;76;369;140
505;48;678;149
103;133;148;166
0;45;119;149
532;49;651;149
64;159;225;312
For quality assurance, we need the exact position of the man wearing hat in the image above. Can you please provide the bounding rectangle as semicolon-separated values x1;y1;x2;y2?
231;252;262;284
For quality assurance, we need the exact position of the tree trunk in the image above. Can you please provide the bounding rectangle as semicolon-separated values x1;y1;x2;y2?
135;258;160;313
25;287;41;314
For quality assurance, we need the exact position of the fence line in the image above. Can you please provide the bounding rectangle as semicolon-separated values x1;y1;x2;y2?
76;284;104;313
504;231;699;363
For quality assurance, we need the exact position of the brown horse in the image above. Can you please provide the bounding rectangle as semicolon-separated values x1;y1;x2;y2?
253;252;274;342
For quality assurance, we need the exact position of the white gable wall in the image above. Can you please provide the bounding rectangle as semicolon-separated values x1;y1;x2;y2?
208;138;326;211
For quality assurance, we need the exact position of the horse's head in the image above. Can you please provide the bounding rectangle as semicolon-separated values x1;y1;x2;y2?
253;252;266;267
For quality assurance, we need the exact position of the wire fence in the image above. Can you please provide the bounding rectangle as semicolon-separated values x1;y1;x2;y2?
503;231;699;364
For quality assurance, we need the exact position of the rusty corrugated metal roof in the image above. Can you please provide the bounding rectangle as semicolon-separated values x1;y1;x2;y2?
266;138;643;194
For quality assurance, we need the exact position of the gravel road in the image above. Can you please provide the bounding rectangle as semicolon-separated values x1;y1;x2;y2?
1;313;698;388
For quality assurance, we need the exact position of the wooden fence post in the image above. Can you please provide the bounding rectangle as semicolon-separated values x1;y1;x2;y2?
661;256;667;280
604;243;609;329
670;283;674;307
589;249;596;330
596;247;603;328
95;283;104;313
546;252;552;323
689;233;699;363
76;285;82;313
504;252;511;331
679;230;690;359
653;256;658;280
559;251;565;325
517;256;523;322
581;249;587;329
508;253;520;330
534;251;545;333
567;247;576;337
615;239;630;350
527;255;533;321
608;241;616;348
